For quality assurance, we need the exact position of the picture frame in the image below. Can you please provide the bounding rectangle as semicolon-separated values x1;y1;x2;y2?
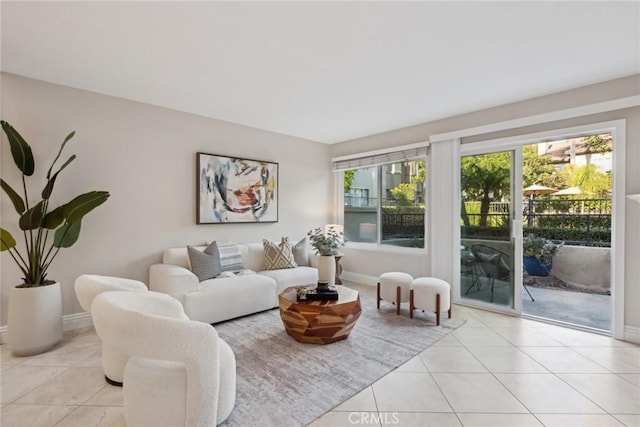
196;152;279;224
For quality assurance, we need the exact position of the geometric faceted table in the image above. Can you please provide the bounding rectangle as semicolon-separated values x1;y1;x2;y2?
278;286;362;344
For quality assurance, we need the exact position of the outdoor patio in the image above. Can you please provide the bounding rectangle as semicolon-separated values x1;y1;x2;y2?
461;276;611;331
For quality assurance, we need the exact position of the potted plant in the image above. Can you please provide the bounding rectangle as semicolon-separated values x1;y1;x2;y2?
307;226;344;287
522;234;562;277
0;121;109;355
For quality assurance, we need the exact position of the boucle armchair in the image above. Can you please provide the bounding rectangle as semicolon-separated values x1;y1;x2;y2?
74;274;148;385
92;290;236;426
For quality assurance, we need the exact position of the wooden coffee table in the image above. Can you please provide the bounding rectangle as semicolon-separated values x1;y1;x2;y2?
278;286;362;344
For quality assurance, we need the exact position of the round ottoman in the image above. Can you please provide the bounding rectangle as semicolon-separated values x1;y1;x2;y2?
377;272;414;315
410;277;451;325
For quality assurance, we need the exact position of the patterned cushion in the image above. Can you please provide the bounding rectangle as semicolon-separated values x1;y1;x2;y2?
187;245;221;281
263;238;298;270
211;241;245;273
292;237;309;266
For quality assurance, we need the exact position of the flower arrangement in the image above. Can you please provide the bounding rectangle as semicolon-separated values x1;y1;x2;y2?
307;226;344;256
523;234;562;261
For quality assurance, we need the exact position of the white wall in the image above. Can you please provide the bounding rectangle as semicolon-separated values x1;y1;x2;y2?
0;73;332;325
331;75;640;335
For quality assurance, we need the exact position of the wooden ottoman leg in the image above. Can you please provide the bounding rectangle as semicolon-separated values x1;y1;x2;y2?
435;293;441;326
396;286;401;315
377;282;381;309
409;289;414;319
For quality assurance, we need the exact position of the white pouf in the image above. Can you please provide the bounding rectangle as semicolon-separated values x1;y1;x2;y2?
410;277;452;325
377;272;414;315
74;274;148;385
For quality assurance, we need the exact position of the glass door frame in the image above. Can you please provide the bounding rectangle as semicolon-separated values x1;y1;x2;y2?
454;142;524;315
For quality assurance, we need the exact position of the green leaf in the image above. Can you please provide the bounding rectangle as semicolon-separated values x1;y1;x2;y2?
19;200;45;230
43;206;65;229
0;228;16;251
0;178;26;214
63;191;110;223
1;121;35;176
46;131;75;179
42;155;76;199
53;221;81;248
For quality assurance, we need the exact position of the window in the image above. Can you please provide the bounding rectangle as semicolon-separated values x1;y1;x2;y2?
334;146;428;249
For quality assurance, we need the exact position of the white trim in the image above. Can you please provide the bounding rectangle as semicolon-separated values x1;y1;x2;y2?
461;121;627;154
331;140;429;162
512;147;524;313
452;139;462;305
624;325;640;344
455;119;626;338
627;194;640;203
0;312;93;344
611;120;626;340
430;96;640;142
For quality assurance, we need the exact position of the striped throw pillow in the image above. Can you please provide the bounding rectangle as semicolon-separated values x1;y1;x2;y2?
211;241;244;273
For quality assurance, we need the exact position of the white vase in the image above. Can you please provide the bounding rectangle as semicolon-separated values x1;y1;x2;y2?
7;282;63;356
317;255;336;287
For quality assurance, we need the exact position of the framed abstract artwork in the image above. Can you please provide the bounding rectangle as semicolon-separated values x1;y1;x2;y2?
197;152;278;224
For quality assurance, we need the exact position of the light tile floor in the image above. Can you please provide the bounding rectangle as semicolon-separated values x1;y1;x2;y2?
311;304;640;427
1;302;639;427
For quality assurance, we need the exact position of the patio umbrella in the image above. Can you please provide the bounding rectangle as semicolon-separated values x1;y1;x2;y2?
552;186;588;213
523;184;557;196
552;186;582;196
523;185;557;227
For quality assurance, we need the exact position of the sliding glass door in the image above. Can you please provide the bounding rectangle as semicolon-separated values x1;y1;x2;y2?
459;148;523;312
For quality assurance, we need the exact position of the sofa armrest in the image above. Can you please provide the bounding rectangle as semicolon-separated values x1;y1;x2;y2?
149;264;199;305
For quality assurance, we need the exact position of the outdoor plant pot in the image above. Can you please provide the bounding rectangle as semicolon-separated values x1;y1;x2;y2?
523;255;553;277
7;282;63;356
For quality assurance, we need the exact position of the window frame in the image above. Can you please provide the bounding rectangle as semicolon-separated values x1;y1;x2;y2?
338;155;429;253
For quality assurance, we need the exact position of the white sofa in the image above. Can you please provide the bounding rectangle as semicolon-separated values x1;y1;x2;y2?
149;243;318;324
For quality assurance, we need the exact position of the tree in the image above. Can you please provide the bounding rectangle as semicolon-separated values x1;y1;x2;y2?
461;152;511;227
390;183;415;206
583;134;612;155
411;160;426;184
562;164;611;195
523;145;565;189
343;170;356;193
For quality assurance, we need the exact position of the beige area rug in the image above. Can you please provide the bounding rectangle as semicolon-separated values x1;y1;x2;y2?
215;287;464;427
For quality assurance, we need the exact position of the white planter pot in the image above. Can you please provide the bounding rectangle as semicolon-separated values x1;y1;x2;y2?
7;282;63;356
317;255;336;286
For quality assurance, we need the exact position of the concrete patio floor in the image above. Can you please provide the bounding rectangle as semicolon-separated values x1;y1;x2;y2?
523;286;611;331
461;276;611;331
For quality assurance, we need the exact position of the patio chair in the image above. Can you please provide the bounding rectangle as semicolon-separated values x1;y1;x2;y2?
470;244;535;303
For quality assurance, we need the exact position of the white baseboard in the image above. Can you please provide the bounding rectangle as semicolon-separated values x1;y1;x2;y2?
0;312;93;344
341;271;378;287
624;325;640;344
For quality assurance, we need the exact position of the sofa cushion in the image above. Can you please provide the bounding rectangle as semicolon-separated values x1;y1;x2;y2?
259;266;318;297
244;243;265;272
184;274;277;323
211;241;245;273
187;245;221;281
263;238;297;270
292;237;309;266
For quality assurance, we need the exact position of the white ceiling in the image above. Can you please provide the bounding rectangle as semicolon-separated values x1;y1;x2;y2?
2;1;639;144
